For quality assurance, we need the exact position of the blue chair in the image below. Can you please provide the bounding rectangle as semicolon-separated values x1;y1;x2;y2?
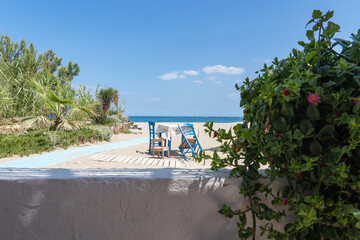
148;122;167;154
178;123;203;161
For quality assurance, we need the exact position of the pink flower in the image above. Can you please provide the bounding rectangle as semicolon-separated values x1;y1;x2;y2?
282;198;288;206
336;112;342;118
308;93;320;104
283;89;291;96
213;131;218;138
351;98;359;105
296;172;302;180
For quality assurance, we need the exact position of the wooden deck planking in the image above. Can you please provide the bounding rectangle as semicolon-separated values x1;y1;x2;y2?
111;156;126;163
85;153;212;169
127;157;140;164
122;156;134;163
169;160;176;168
133;157;144;165
150;159;159;166
103;155;117;162
139;158;150;165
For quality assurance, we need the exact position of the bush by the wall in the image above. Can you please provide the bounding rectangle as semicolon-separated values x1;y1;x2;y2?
199;10;360;239
0;126;112;158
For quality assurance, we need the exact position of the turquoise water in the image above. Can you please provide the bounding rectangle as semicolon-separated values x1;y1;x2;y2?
129;116;243;123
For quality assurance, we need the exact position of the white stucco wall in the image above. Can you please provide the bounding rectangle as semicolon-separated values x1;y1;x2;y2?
0;168;290;240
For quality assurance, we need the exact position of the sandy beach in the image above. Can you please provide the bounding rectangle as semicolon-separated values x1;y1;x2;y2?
0;122;240;169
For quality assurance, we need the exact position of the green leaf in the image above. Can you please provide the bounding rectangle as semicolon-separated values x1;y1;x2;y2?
312;10;322;19
300;119;313;135
273;117;287;132
356;222;360;229
281;102;294;117
306;30;315;41
354;102;360;114
334;38;351;48
350;46;360;61
323;11;334;22
318;125;334;136
306;104;320;120
322;81;336;88
310;140;322;155
306;19;315;28
306;51;317;62
326;21;340;36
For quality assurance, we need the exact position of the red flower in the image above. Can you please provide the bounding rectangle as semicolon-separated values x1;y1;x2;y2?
213;131;218;138
336;112;342;118
351;98;359;105
283;89;291;96
243;110;246;115
296;172;302;180
282;198;288;206
308;94;320;104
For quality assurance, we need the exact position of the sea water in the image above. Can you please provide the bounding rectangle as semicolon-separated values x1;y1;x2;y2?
128;116;243;123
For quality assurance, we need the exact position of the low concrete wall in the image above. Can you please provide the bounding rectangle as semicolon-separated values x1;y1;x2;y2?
0;168;289;240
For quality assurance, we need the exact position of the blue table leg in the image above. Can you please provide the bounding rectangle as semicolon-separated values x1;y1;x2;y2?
168;138;172;158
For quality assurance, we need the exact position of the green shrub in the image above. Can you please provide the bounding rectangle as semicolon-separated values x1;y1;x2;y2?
0;130;55;158
199;10;360;239
86;125;112;141
103;114;122;126
0;127;112;158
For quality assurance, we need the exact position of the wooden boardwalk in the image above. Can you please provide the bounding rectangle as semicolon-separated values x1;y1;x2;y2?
87;153;211;169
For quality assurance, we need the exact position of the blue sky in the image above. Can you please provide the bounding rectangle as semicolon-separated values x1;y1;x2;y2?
1;0;360;116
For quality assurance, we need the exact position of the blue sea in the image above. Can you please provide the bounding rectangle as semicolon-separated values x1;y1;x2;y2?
128;116;243;123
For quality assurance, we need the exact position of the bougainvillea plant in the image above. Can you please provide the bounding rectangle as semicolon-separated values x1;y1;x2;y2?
198;10;360;239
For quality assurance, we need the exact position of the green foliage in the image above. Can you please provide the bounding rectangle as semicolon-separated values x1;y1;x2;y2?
199;10;360;239
0;126;112;158
24;78;95;131
0;34;79;119
86;125;112;141
95;87;124;123
70;85;98;121
103;115;122;126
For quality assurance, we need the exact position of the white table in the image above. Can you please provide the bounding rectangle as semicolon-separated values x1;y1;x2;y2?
155;124;199;157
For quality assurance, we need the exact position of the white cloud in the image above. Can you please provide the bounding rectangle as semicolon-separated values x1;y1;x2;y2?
193;80;204;84
145;98;160;102
183;70;199;76
211;80;222;84
159;70;200;80
228;93;238;100
202;65;245;75
159;71;180;80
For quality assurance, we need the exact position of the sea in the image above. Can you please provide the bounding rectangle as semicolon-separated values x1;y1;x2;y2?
128;116;243;123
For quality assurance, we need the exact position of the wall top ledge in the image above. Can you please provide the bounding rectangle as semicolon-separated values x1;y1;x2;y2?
0;168;233;180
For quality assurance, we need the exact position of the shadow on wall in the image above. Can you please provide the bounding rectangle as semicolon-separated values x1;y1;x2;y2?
0;168;290;240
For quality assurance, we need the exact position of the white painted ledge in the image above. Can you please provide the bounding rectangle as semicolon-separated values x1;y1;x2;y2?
0;168;289;240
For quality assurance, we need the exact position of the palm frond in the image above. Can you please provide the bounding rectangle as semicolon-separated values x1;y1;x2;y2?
22;116;52;129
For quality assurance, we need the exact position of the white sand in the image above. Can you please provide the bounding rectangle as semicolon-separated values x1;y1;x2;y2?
1;122;241;169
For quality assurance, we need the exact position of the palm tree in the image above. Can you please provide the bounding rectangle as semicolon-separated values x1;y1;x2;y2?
113;90;119;114
96;87;116;118
24;78;94;131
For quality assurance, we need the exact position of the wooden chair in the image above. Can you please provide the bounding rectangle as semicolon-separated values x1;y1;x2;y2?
151;138;169;158
148;121;166;154
178;123;203;161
